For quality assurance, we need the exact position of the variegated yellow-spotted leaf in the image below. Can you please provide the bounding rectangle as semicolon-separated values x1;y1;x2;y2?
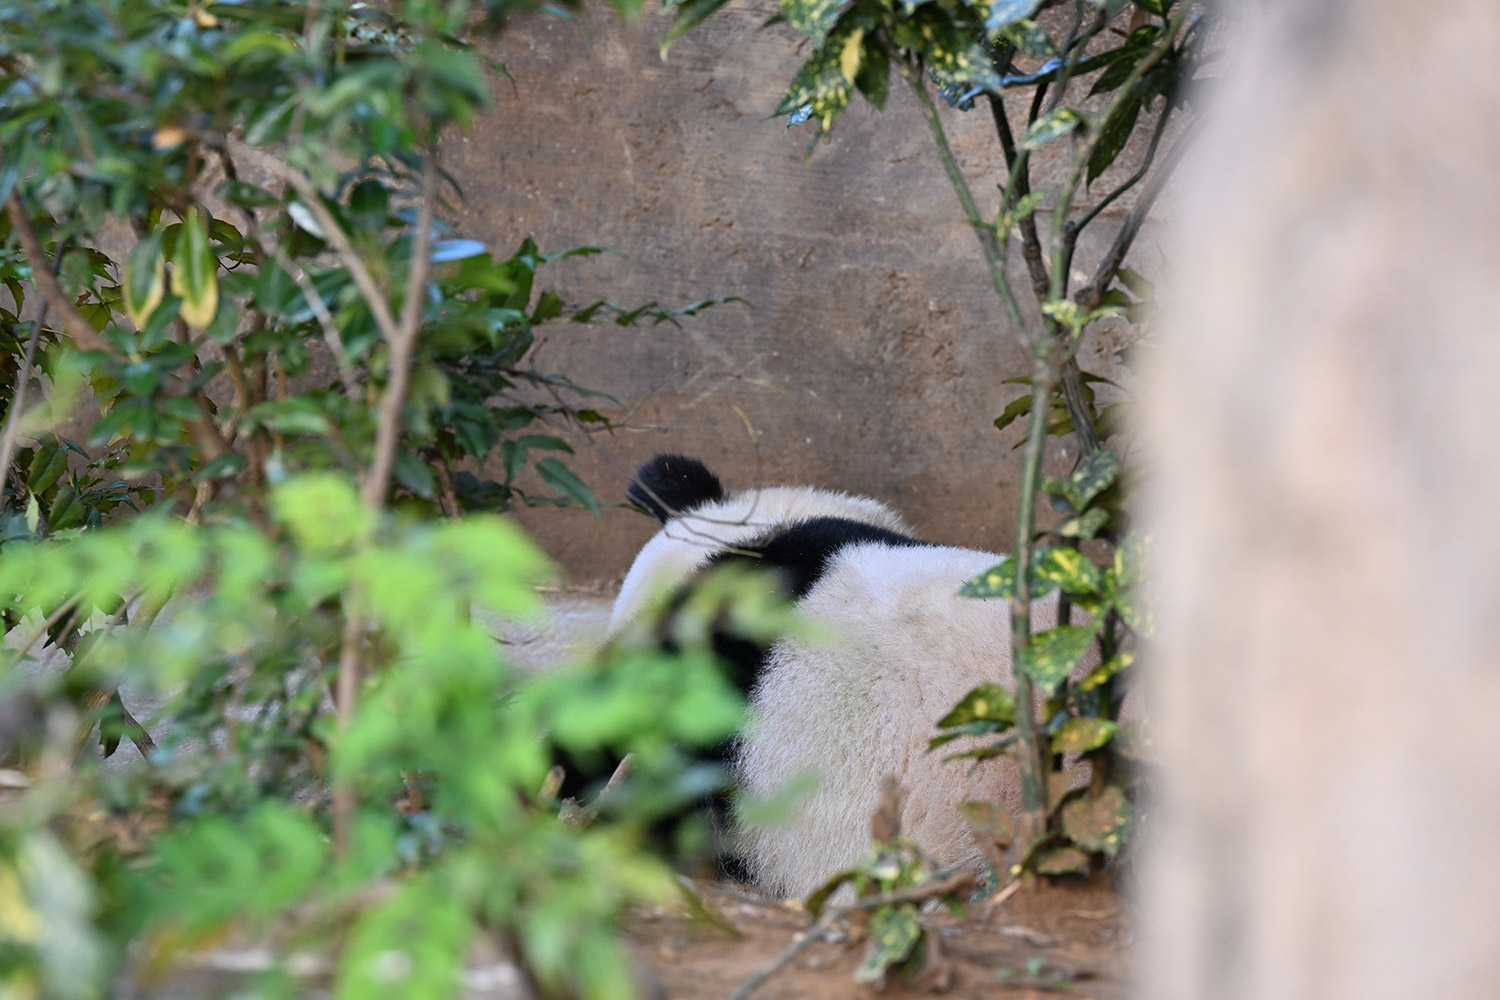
1022;106;1083;149
1060;784;1131;857
1017;621;1102;694
1050;717;1118;754
780;0;849;46
1032;546;1101;595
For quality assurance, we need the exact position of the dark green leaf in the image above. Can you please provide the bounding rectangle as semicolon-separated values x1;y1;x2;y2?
993;394;1033;432
959;555;1060;600
534;458;599;516
805;868;857;917
394;453;436;499
1087;94;1141;183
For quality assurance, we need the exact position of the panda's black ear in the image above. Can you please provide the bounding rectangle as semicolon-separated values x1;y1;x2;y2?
627;454;726;522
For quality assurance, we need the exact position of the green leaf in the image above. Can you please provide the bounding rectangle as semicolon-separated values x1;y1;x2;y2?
854;37;890;110
992;394;1033;432
1032;547;1100;595
1022;107;1083;150
169;207;219;330
1017;621;1101;694
534;458;599;516
857;906;922;983
122;230;165;330
393;452;436;499
1050;717;1117;754
1060;785;1131;856
937;683;1015;728
1087;93;1142;183
246;399;333;437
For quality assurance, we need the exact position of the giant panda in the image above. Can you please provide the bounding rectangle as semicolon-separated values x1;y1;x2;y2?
609;454;1072;898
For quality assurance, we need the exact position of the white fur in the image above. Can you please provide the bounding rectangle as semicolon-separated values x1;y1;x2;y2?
610;481;1057;899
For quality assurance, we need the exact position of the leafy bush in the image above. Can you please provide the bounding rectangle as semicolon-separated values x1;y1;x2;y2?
665;0;1208;873
0;0;748;996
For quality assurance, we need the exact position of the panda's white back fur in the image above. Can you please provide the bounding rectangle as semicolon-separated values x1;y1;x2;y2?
611;464;1055;898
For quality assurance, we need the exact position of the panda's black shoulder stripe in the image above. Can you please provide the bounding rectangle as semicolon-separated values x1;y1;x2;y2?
626;454;727;523
713;516;925;600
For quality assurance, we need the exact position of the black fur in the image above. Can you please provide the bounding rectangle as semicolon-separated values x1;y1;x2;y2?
626;454;726;523
714;516;925;601
699;516;925;694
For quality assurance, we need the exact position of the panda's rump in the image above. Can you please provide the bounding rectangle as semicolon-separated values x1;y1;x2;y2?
736;541;1028;896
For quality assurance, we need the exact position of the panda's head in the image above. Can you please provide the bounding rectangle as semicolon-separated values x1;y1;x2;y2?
608;454;915;636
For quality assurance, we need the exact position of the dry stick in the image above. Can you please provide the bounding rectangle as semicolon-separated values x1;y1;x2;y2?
331;154;438;857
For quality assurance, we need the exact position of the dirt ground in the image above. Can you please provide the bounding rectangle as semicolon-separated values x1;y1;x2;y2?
629;877;1131;1000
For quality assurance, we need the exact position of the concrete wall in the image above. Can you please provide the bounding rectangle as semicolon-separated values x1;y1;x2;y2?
1143;3;1500;998
443;2;1161;581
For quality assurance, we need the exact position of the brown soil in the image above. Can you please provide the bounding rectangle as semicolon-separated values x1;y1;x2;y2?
628;877;1131;1000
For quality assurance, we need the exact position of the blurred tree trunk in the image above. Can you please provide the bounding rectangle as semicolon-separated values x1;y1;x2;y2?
1142;3;1500;999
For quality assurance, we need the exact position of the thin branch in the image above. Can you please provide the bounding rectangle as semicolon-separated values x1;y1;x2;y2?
1046;7;1188;304
223;137;402;345
987;92;1050;303
1070;97;1174;238
4;194;109;352
0;245;54;495
363;153;436;509
333;153;437;856
903;65;1030;346
1075;119;1198;314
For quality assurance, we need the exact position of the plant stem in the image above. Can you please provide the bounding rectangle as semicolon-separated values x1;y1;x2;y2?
1009;359;1056;842
332;153;437;856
